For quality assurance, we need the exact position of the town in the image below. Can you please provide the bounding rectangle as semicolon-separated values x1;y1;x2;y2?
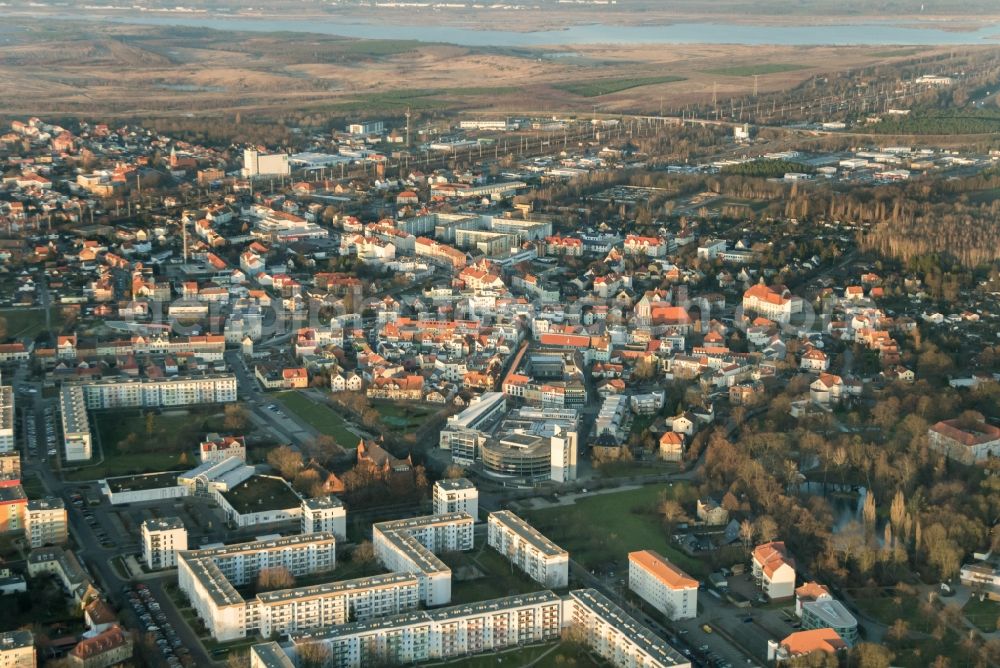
0;98;996;668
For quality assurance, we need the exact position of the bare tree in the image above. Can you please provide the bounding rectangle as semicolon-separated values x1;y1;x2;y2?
257;566;294;593
267;445;304;480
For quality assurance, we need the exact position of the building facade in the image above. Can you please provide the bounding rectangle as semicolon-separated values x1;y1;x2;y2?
431;478;479;519
628;550;698;620
487;510;568;588
142;517;187;569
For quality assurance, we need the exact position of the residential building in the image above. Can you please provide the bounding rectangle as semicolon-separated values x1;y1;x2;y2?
199;434;247;464
141;517;187;569
372;513;475;605
742;284;803;323
27;547;98;605
0;630;35;668
753;541;797;600
767;628;846;663
301;496;346;539
487;510;569;588
795;582;858;646
0;482;26;533
60;385;92;462
432;478;478;519
0;383;12;454
285;590;564;668
178;533;337;641
67;625;132;668
959;558;1000;600
928;412;1000;465
24;498;68;548
695;498;729;526
564;589;691;668
628;550;698;620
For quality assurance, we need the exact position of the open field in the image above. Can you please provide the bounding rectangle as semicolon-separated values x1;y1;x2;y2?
0;19;962;118
275;391;358;449
963;596;1000;633
0;307;58;339
521;484;705;577
63;407;227;480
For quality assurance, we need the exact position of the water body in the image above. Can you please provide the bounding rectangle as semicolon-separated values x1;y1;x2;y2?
18;12;1000;46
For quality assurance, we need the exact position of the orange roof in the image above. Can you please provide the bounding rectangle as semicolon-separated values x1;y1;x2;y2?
629;550;698;590
795;581;831;602
744;283;792;305
659;432;684;446
753;541;795;578
780;628;846;656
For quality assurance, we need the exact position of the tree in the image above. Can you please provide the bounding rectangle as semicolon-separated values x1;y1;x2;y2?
850;643;894;668
754;515;778;544
659;499;688;535
224;404;249;431
298;642;331;668
293;469;323;497
267;445;303;480
739;519;756;555
256;566;294;592
145;412;155;436
352;540;376;565
443;464;466;479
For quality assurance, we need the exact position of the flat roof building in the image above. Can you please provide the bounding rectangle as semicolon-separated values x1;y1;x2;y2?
487;510;568;588
628;550;698;620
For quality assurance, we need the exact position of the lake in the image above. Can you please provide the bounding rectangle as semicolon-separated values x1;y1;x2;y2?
18;12;1000;47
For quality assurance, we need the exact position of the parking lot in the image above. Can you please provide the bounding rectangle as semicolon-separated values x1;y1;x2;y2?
125;582;194;668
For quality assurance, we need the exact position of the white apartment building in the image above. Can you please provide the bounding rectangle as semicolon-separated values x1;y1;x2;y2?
628;550;698;620
0;384;13;454
372;513;474;606
24;498;68;549
243;148;290;178
301;497;346;539
198;434;247;464
432;478;478;519
60;385;91;462
252;573;420;639
178;533;337;641
752;541;797;600
142;517;187;569
487;510;569;588
742;284;803;324
77;374;238;409
565;589;691;668
286;590;564;668
0;630;35;668
251;642;294;668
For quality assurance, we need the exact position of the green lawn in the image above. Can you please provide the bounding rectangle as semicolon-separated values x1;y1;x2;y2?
852;591;932;631
594;460;679;479
963;596;1000;633
276;391;358;449
63;408;229;481
522;484;704;577
0;307;58;338
444;545;549;604
371;402;438;430
704;63;805;77
553;75;684;97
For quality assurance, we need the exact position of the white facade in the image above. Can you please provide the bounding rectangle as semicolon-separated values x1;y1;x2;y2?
0;385;13;454
565;589;691;668
372;512;475;606
178;533;337;641
301;497;347;539
243;148;290;178
142;517;187;569
487;511;569;588
432;478;478;520
24;498;68;549
628;550;697;621
60;385;91;462
752;541;797;600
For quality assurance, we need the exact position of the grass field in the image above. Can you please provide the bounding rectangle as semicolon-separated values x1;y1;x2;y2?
553;75;684;97
963;596;999;633
372;402;439;430
522;484;704;577
64;408;225;480
444;544;548;604
276;391;358;449
704;63;805;76
442;642;604;667
0;307;58;338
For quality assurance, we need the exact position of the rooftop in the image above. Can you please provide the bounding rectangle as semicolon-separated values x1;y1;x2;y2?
103;471;180;493
570;589;687;666
256;572;418;605
0;629;33;650
142;516;185;532
489;510;567;558
220;474;301;515
629;550;698;590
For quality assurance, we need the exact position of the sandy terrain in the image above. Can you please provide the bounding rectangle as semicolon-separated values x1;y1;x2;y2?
0;20;968;119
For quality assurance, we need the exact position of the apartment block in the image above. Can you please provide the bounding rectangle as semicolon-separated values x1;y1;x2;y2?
372;512;474;606
60;385;92;462
141;517;187;569
301;497;346;539
286;590;564;668
627;550;697;620
0;630;35;668
0;384;13;454
752;541;797;600
432;478;479;519
25;498;68;548
178;533;337;641
76;374;238;409
487;510;568;588
565;589;690;668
